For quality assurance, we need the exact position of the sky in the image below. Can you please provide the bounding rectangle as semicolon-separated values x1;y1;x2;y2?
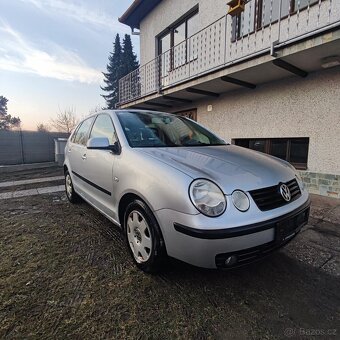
0;0;139;130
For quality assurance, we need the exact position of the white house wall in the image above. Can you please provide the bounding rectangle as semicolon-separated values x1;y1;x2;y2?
194;67;340;177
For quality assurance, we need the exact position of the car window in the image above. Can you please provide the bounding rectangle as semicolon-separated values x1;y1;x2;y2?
73;117;94;146
70;124;81;143
90;114;117;145
117;111;226;148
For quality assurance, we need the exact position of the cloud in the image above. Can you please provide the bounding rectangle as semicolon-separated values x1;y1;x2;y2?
21;0;129;33
0;21;102;84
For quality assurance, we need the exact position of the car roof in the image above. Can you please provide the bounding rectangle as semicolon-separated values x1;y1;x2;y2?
79;109;173;124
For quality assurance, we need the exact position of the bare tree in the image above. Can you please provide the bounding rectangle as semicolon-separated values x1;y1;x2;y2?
37;123;50;132
50;107;78;133
89;104;103;115
80;105;102;120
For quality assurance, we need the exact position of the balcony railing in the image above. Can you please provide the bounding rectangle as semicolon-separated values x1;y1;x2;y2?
118;0;340;106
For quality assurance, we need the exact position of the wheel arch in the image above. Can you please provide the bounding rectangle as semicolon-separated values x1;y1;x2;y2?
118;192;150;228
118;191;168;262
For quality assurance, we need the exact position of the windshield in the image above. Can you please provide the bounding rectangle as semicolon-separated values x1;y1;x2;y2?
117;111;227;148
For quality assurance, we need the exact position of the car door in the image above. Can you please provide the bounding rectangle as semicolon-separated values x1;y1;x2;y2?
83;113;119;220
67;117;95;198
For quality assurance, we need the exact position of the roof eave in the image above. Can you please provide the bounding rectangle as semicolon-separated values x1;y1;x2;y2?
118;0;143;29
119;0;162;29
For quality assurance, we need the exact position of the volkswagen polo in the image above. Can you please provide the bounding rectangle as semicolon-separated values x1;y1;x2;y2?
64;110;310;272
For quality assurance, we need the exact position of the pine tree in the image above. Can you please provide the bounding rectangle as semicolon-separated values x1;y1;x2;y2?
0;96;21;130
101;34;124;109
101;34;139;109
122;34;139;76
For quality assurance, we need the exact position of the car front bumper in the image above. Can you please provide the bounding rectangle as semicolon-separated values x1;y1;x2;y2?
155;196;310;269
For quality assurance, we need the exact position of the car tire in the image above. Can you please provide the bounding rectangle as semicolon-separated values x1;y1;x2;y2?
124;199;166;273
65;170;81;203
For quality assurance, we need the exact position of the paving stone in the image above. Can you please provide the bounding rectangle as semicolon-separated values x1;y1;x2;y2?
0;191;13;199
323;206;340;225
300;224;340;254
0;176;64;188
321;256;340;277
284;239;333;269
0;185;64;200
37;185;64;194
12;189;39;198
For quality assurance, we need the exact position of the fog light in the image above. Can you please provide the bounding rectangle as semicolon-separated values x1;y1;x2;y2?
232;190;250;212
225;255;238;266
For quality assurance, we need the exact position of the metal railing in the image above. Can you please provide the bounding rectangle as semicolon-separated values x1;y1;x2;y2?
118;0;340;105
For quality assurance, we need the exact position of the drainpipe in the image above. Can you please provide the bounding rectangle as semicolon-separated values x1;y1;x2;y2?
271;0;283;57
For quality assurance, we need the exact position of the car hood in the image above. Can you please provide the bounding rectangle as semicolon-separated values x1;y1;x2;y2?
140;145;296;193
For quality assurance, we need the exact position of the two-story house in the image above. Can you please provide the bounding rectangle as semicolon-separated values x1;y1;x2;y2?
118;0;340;198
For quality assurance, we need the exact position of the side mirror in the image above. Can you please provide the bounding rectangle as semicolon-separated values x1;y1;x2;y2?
87;137;110;150
87;138;120;154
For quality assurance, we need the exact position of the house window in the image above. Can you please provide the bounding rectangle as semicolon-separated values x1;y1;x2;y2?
159;33;171;55
234;137;309;169
293;0;319;11
187;13;199;61
173;21;186;68
260;0;290;27
175;108;197;121
157;8;199;74
237;0;319;38
159;33;171;78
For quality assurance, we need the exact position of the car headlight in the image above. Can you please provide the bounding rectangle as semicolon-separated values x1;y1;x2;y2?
189;179;226;217
231;190;250;212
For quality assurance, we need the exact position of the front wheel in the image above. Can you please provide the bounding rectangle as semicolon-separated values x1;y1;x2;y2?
65;170;81;203
124;200;166;273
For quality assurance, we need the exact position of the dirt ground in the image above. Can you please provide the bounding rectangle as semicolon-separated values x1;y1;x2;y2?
0;166;339;339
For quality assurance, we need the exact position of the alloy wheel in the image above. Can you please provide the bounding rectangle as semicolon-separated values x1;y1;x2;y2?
127;210;152;263
65;173;73;199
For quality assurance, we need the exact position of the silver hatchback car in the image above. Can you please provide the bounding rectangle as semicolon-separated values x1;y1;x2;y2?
64;110;310;272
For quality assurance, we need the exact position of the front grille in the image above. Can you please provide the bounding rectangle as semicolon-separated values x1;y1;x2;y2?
249;178;301;211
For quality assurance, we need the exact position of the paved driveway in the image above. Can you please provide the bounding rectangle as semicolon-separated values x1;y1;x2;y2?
0;167;339;339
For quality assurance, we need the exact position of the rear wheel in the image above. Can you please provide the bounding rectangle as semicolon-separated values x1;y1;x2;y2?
65;170;81;203
124;199;166;273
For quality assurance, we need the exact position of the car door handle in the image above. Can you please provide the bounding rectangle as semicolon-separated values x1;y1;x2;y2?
81;154;87;160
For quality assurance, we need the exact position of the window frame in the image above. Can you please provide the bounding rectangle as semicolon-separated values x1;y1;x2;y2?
233;137;309;170
174;108;198;121
157;6;199;72
234;0;322;40
89;113;119;146
70;123;81;143
72;117;95;146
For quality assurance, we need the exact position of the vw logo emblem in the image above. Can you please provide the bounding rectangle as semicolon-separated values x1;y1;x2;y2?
280;184;291;202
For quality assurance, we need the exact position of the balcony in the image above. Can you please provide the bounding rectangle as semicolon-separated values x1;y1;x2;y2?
118;0;340;108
